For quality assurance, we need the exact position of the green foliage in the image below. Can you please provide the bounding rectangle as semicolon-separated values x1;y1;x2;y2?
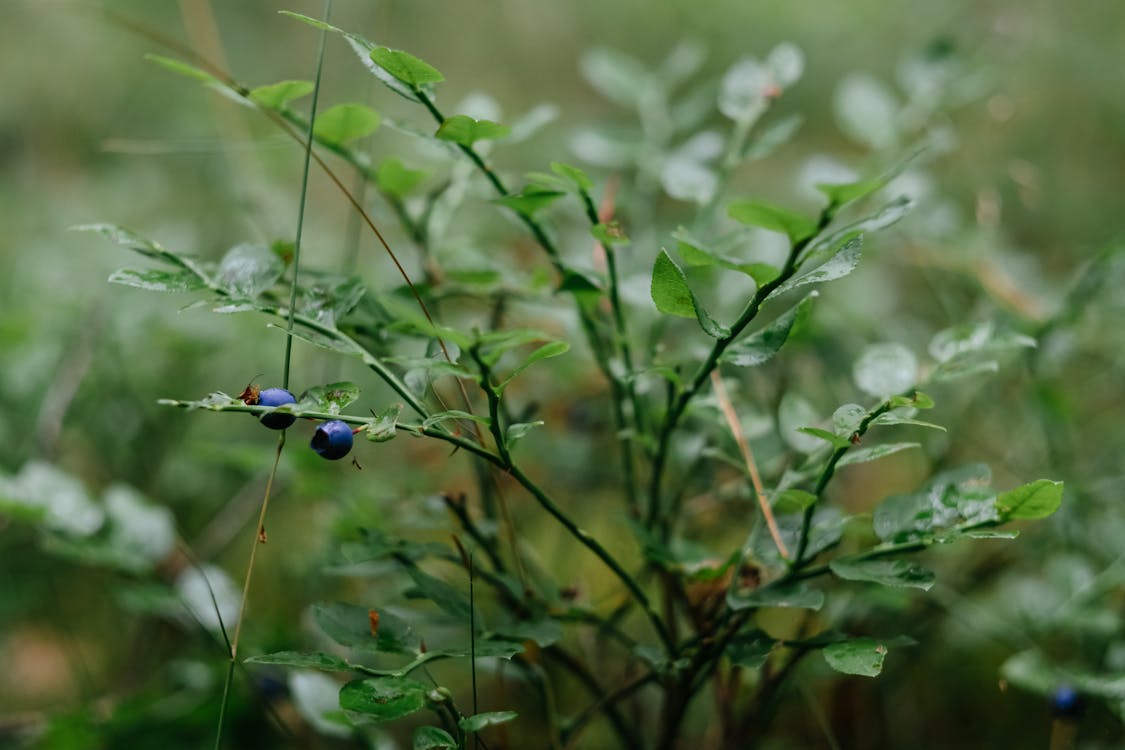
728;199;818;243
8;6;1111;750
435;114;510;146
313;102;381;146
822;638;890;677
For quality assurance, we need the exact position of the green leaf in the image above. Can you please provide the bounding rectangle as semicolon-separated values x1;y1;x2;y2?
823;638;889;677
445;269;502;286
820;197;912;252
78;223;213;282
769;236;862;299
557;267;604;300
470;639;526;659
497;341;570;392
837;442;920;467
852;342;918;398
550;161;593;191
108;268;208;293
506;421;544;448
421;410;490;431
314;102;381;146
277;10;345;33
365;404;402;443
313;602;415;654
494;617;564;648
249;79;314;109
217;243;284;298
728;199;817;243
724;292;816;366
377;158;429;198
750;506;847;568
144;54;225;87
744;114;804;161
369;47;445;87
796;427;851;450
728;580;824;611
771;489;818;513
767;42;805;87
650;249;730;338
963;529;1019;540
835;73;899;150
815;152;916;209
580;47;650;108
435;114;510;146
271;323;358;356
651;249;697;319
338;676;429;721
832;403;868;435
999;649;1059;696
873;464;998;542
673;228;777;284
728;632;777;669
817;176;887;209
296;273;368;326
404;566;474;621
413;727;458;750
298;382;360;415
778;393;824;454
928;324;1036;383
996;480;1064;521
459;711;518;732
476;328;555;363
244;651;353;672
829;557;936;590
591;221;630;246
719;57;770;123
872;414;945;431
494;187;564;216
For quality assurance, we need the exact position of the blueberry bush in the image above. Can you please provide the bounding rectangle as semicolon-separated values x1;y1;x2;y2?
3;3;1124;749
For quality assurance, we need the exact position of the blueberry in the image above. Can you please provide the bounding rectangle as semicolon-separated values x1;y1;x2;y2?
1051;684;1083;719
257;387;297;430
311;419;354;460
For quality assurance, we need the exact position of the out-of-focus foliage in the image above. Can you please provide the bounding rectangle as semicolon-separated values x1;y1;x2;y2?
1;1;1123;748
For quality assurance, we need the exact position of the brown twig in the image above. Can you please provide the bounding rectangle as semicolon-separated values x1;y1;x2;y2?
710;370;789;559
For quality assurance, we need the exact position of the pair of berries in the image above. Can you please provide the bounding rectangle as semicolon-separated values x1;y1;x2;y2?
255;387;354;460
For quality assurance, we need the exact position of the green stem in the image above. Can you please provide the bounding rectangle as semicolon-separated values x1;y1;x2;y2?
507;463;674;654
544;648;643;750
470;347;512;466
409;89;629;446
561;670;658;750
792;398;895;565
282;2;330;391
647;207;835;531
253;302;431;420
574;182;647;512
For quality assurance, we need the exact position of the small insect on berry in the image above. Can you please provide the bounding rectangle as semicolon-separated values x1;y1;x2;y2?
311;419;354;460
257;387;297;430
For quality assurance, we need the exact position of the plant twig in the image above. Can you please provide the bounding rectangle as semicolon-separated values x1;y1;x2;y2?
647;207;835;532
710;370;788;559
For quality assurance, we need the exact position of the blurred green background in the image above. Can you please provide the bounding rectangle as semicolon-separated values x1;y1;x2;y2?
1;0;1123;748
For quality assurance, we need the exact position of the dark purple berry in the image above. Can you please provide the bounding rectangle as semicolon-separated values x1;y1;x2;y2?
258;387;297;430
1051;685;1083;719
311;419;354;460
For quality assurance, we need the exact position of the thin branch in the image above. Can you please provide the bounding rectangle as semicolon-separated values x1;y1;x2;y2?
710;370;788;559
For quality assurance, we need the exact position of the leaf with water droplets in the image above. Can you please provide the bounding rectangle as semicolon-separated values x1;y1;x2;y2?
853;343;918;398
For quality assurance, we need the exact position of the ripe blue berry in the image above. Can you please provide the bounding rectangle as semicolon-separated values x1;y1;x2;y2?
258;387;297;429
1051;685;1083;718
311;419;354;460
